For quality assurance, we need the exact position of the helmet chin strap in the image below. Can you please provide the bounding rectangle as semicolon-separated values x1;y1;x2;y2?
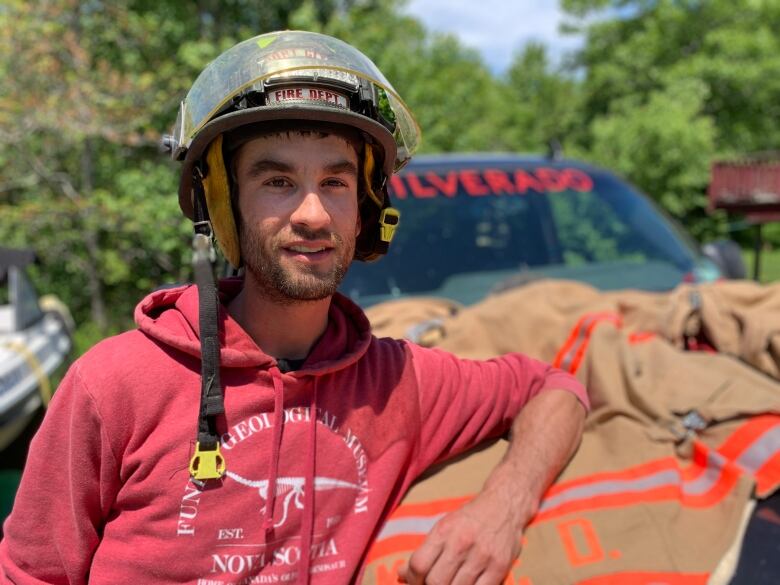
185;139;399;477
189;166;227;482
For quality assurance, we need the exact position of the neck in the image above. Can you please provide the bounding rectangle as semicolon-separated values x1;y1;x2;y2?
227;274;332;361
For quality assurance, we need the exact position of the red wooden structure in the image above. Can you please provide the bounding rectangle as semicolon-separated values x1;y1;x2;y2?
710;154;780;214
709;153;780;280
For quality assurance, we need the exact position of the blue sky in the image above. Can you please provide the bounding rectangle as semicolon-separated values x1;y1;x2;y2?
403;0;584;74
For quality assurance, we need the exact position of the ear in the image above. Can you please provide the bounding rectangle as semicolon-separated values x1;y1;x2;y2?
355;211;362;237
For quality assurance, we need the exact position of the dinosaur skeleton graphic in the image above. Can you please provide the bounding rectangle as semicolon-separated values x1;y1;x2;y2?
226;471;365;528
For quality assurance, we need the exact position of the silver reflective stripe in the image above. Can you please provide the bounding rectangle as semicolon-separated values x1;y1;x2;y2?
560;316;601;371
682;450;727;496
538;469;681;513
376;425;780;542
736;425;780;472
559;314;619;371
539;449;733;513
377;513;445;539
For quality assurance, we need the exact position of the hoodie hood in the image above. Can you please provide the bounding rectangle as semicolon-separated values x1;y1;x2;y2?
134;277;373;372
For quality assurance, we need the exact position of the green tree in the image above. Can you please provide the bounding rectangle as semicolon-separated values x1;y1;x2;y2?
562;0;780;240
588;79;718;238
302;0;511;153
0;0;183;335
566;0;780;153
503;43;585;154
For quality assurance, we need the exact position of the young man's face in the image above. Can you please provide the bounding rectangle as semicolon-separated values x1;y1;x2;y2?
233;131;361;303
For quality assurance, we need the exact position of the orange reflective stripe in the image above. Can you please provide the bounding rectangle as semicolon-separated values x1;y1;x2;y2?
716;414;780;462
568;315;621;374
553;314;593;369
577;571;709;585
680;441;710;482
376;419;778;552
372;559;405;585
628;331;656;344
681;453;742;509
714;415;780;496
537;415;780;519
552;312;621;372
536;442;746;521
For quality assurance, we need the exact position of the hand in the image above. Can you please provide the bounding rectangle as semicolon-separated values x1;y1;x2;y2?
397;488;524;585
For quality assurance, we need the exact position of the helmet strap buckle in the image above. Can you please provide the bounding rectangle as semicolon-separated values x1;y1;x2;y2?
379;207;400;243
189;441;226;480
192;230;216;264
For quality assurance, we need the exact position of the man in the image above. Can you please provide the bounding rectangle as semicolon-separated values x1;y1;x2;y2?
0;31;587;584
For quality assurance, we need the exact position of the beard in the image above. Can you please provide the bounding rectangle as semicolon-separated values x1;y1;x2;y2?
239;221;354;304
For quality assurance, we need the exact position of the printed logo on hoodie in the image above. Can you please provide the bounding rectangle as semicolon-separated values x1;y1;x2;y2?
175;405;370;582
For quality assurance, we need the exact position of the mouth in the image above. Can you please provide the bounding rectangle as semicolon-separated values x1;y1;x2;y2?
281;242;335;262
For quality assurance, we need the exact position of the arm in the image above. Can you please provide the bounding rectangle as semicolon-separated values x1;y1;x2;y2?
399;388;586;585
405;346;588;479
0;362;119;584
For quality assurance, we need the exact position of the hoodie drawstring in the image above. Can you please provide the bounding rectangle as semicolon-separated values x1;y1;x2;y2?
299;377;319;583
264;366;285;534
262;367;319;584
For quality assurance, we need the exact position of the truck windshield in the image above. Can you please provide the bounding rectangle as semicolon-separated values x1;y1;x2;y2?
340;161;700;307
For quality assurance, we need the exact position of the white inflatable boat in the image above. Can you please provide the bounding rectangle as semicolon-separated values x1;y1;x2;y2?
0;248;73;451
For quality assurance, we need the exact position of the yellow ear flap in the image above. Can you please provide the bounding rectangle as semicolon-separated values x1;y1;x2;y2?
202;135;241;267
362;144;384;208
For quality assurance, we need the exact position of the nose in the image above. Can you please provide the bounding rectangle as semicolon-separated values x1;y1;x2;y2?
289;189;332;232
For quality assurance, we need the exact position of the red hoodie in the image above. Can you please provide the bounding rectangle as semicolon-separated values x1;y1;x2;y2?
0;280;587;584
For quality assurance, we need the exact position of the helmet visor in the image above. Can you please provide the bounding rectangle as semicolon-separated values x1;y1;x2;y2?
174;30;420;171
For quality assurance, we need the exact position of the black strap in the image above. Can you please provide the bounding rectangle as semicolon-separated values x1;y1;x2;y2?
192;172;225;451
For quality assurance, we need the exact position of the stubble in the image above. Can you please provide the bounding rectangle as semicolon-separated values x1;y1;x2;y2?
239;222;354;305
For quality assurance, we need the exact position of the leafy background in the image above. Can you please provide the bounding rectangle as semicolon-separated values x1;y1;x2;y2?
2;0;779;353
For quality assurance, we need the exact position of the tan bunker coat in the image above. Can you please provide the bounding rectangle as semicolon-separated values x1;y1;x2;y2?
361;280;780;585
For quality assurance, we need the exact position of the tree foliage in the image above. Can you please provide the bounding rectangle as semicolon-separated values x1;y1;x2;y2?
588;79;717;238
1;0;777;348
312;0;513;152
504;43;585;154
560;0;780;239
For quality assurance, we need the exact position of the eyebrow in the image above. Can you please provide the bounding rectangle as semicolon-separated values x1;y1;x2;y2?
243;159;295;179
324;160;359;179
242;158;359;180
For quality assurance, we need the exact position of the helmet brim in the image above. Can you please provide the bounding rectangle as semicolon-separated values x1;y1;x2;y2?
178;104;397;219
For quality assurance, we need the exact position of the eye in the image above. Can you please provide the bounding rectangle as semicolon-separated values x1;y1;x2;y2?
322;177;350;188
264;177;292;188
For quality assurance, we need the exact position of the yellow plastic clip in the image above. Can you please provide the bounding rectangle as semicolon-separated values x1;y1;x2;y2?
379;207;400;243
189;442;226;480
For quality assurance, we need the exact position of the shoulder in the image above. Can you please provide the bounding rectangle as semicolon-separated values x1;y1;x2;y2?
68;328;197;406
79;328;156;362
361;335;411;367
366;337;465;376
366;335;453;364
75;328;173;376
